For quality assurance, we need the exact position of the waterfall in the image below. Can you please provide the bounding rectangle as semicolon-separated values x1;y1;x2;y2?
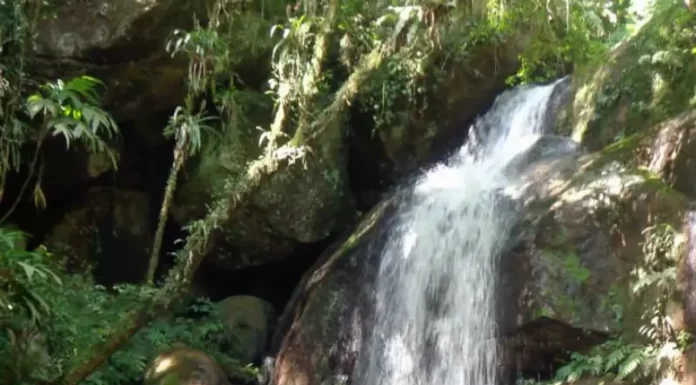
356;79;568;385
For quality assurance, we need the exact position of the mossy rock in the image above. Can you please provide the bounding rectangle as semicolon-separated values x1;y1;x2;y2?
563;110;696;199
512;148;692;338
215;295;276;363
29;0;204;120
144;346;231;385
174;108;356;270
29;1;278;124
495;145;695;375
557;2;696;150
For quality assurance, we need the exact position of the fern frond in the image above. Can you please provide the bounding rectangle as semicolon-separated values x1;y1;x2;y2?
604;344;628;371
616;349;645;380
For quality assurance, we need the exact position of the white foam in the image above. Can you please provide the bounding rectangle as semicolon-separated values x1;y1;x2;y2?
358;79;565;385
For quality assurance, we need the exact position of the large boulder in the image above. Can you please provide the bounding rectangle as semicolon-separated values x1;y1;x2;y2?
11;0;199;221
30;0;278;124
347;34;537;207
500;149;693;374
510;132;696;385
512;150;690;329
24;0;284;269
30;0;204;121
269;199;396;385
173;120;357;269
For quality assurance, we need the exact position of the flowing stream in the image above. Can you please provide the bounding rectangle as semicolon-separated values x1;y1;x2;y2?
356;79;568;385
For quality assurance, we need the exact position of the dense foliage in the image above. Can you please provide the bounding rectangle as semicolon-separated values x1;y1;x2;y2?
0;0;694;384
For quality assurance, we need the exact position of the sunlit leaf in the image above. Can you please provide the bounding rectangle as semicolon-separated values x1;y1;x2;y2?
33;184;47;210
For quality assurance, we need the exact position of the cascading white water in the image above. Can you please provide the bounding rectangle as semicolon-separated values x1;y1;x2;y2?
358;79;567;385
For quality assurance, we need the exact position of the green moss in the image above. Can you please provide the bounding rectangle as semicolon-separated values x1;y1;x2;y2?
599;132;644;159
634;167;671;187
335;200;390;256
536;245;595;326
565;135;641;185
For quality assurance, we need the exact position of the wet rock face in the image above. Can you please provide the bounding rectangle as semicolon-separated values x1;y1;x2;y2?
269;200;396;385
504;135;581;177
544;76;572;130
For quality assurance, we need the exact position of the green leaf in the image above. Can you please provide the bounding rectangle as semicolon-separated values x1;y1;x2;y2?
15;261;42;282
26;96;58;119
555;362;575;380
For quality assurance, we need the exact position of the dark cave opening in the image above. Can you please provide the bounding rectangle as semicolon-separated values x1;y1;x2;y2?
190;234;338;312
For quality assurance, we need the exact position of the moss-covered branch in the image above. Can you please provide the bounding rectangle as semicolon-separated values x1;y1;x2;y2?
305;48;385;142
293;0;340;143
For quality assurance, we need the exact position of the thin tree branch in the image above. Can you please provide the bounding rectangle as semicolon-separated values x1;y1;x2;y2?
0;133;45;225
147;144;187;284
